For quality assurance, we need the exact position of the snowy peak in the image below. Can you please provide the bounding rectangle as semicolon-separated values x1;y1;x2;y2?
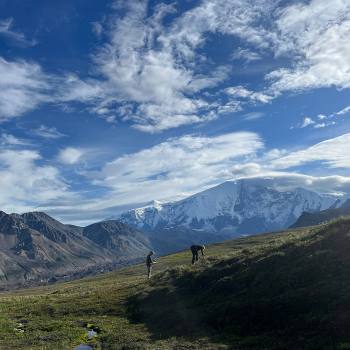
118;178;344;236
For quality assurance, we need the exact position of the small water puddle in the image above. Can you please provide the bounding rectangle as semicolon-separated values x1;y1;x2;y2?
74;323;100;350
87;330;97;339
74;345;93;350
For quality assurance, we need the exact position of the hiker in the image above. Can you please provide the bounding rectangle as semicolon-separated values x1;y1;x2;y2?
190;245;205;265
146;251;156;279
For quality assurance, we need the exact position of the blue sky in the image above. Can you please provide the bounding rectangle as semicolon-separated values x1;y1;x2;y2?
0;0;350;224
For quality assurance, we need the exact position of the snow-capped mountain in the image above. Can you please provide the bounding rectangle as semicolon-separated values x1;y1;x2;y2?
118;178;345;237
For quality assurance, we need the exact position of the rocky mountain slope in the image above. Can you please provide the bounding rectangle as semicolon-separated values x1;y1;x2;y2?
291;198;350;228
118;178;343;237
0;211;151;289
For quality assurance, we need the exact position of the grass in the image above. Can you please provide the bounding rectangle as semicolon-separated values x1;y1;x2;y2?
1;218;350;349
0;244;223;349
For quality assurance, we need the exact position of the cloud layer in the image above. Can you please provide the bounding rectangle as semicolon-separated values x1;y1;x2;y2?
93;131;263;203
81;131;350;210
2;130;350;223
1;0;350;132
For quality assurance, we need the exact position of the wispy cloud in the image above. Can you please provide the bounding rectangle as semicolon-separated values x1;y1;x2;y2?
1;130;349;223
87;1;229;132
232;47;262;62
292;104;350;129
90;131;263;204
91;21;103;37
243;112;265;121
0;133;33;147
2;0;349;132
0;17;37;47
225;86;272;104
32;125;66;139
76;131;350;211
271;133;350;169
58;0;279;132
0;57;50;120
336;106;350;116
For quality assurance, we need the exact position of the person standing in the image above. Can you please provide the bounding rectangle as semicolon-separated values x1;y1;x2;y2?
146;251;155;279
190;245;205;265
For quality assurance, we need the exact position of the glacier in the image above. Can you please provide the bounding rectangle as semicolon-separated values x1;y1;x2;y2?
118;177;345;237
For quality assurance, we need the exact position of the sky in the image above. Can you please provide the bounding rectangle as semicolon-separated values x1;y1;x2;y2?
0;0;350;225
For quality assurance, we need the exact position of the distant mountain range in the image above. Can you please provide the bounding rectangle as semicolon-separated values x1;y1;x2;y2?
1;177;347;289
118;178;344;236
0;209;227;289
291;199;350;228
0;211;151;289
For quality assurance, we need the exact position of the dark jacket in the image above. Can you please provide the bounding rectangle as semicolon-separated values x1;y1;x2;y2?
146;254;154;266
190;245;205;256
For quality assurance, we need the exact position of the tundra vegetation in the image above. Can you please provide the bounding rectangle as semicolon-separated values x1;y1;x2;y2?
1;217;350;349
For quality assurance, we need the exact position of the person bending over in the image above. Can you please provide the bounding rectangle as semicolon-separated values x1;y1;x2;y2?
190;245;205;265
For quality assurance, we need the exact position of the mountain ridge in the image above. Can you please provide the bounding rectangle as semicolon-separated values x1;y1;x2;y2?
118;178;344;237
291;198;350;228
0;211;152;289
0;178;346;289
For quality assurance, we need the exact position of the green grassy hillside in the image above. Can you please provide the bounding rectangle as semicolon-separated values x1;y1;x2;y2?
1;218;350;349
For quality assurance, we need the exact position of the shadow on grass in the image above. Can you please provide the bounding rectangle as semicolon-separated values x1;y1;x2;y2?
127;218;350;349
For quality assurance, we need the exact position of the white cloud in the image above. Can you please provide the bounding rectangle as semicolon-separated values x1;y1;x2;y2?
313;123;326;129
268;0;350;93
79;0;350;127
88;0;350;112
0;17;37;47
85;1;233;132
301;117;315;128
1;0;349;132
225;86;272;104
59;0;280;132
216;100;242;115
91;21;103;37
32;125;66;139
243;112;265;121
293;104;350;129
232;47;262;62
0;133;32;147
58;147;84;165
166;0;278;52
72;131;350;215
91;131;263;204
300;117;315;128
0;57;50;120
271;133;350;169
335;105;350;116
58;74;104;103
0;149;69;213
239;173;350;196
315;121;336;128
1;130;347;224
